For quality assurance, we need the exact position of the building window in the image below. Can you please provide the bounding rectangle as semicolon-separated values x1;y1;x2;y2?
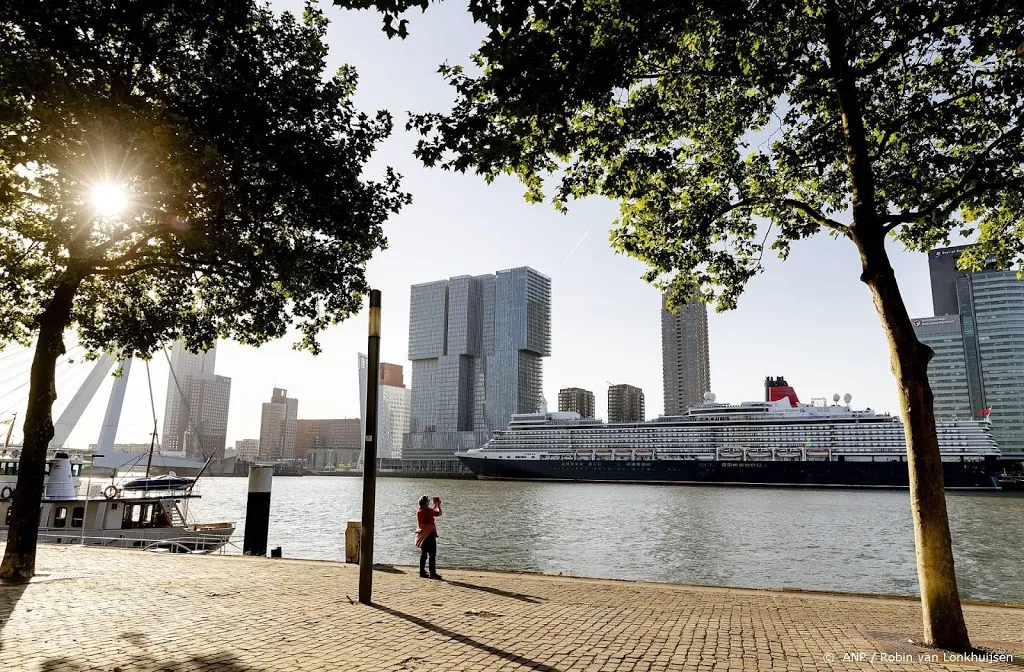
54;507;68;528
71;506;85;528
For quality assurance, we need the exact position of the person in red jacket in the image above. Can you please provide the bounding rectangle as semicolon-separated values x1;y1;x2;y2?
415;495;443;579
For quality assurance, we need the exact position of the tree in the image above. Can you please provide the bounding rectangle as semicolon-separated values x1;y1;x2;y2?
345;0;1024;649
0;0;409;582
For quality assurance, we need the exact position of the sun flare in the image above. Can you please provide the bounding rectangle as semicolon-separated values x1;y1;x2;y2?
90;181;129;217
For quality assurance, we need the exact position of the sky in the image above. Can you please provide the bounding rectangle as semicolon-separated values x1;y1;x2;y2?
1;1;944;449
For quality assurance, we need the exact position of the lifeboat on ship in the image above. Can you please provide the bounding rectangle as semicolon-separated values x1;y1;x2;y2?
575;449;594;459
635;449;654;459
594;449;613;459
747;448;772;459
719;447;743;459
776;448;802;459
613;449;633;459
806;448;830;459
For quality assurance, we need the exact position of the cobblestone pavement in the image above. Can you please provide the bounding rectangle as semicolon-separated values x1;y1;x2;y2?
0;545;1021;671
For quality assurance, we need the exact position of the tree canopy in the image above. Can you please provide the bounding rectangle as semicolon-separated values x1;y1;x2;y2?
1;0;409;358
351;0;1023;310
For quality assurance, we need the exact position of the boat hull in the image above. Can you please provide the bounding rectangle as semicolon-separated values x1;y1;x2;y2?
456;455;1001;489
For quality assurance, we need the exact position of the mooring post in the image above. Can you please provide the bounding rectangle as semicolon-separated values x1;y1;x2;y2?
358;290;382;604
243;465;273;556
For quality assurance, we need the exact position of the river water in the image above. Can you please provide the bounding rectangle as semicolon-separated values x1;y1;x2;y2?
183;476;1024;603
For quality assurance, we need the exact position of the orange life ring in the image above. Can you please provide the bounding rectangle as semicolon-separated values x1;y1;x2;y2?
103;485;118;499
0;486;13;499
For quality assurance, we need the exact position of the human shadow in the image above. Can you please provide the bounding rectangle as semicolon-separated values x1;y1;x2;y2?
369;603;561;672
445;579;545;604
0;581;27;653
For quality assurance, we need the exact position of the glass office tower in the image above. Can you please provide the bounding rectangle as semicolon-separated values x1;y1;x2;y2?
405;267;552;462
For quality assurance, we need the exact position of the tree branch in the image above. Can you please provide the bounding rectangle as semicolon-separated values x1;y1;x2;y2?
885;125;1023;230
722;197;848;233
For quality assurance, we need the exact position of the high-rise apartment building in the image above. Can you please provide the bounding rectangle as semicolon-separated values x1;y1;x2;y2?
234;438;260;462
161;340;231;459
358;354;412;460
258;388;299;460
558;387;595;419
661;292;711;415
914;245;1024;452
608;384;645;423
295;418;361;458
405;267;552;461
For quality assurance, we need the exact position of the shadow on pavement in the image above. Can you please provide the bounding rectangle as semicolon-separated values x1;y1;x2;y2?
445;580;545;604
370;603;560;672
0;581;27;652
37;634;261;672
373;564;406;574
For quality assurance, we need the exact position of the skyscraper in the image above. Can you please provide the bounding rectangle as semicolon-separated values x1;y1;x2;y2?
608;384;645;423
558;387;595;419
405;267;552;461
661;292;711;415
258;388;298;460
358;354;412;460
914;245;1024;452
161;340;230;458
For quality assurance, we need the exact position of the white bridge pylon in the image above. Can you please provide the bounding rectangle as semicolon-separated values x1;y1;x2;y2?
49;355;133;452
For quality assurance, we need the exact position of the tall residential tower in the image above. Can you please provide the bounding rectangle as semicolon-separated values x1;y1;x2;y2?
661;292;710;415
405;267;552;462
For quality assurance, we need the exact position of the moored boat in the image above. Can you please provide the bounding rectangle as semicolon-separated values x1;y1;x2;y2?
0;453;234;552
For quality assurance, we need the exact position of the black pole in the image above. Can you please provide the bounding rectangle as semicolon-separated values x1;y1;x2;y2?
358;290;382;604
242;465;273;556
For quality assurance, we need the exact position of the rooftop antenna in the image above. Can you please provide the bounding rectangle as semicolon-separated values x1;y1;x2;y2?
844;393;853;408
832;393;841;406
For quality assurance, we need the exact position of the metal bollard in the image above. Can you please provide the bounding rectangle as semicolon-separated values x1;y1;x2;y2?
242;466;273;556
345;520;361;564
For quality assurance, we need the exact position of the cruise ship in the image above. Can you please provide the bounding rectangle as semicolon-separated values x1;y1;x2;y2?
455;378;1002;489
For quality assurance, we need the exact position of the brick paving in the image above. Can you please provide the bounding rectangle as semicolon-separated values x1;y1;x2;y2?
0;545;1021;671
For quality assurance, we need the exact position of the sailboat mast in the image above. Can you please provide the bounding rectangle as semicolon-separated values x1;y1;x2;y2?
145;361;159;478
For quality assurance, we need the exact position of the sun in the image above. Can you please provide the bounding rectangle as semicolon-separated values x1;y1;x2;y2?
90;181;129;217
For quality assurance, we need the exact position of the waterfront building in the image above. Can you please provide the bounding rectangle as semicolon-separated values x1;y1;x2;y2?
608;384;645;423
404;267;552;461
358;354;412;460
914;245;1024;452
661;291;711;415
307;447;360;469
295;419;361;459
234;438;260;462
161;340;231;459
558;387;595;419
258;388;299;460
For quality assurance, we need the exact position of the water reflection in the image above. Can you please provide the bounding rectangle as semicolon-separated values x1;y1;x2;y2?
185;477;1024;603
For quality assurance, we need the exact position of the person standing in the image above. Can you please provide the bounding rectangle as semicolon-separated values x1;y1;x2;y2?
415;495;442;579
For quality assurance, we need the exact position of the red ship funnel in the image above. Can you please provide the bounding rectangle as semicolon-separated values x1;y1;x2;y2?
765;376;799;407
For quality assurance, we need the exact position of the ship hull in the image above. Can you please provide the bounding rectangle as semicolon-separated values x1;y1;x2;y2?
457;455;1001;489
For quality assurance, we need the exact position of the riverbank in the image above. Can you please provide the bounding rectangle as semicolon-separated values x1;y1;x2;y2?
2;545;1022;671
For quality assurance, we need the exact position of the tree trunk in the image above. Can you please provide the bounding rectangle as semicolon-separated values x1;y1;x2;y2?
855;232;971;650
0;277;80;582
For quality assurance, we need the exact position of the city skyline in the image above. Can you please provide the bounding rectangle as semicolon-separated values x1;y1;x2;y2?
1;0;974;450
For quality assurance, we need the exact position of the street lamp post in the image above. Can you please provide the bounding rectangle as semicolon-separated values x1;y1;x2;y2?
358;290;382;604
79;454;104;545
